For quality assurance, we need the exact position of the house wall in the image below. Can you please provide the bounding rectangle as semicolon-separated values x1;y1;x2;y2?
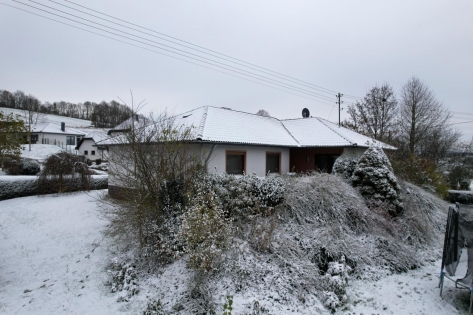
33;132;80;148
77;139;109;160
202;144;290;176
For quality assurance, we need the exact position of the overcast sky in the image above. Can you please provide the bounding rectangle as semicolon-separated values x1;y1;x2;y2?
1;0;472;139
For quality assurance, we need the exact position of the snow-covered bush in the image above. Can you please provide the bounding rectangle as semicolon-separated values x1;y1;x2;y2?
143;299;165;315
320;256;351;311
37;152;92;193
2;157;39;175
107;259;139;302
19;158;40;175
352;146;403;216
208;173;284;218
0;176;37;200
180;187;231;272
332;153;359;182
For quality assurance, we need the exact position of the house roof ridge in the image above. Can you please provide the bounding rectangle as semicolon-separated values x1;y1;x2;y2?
315;117;354;145
207;106;282;122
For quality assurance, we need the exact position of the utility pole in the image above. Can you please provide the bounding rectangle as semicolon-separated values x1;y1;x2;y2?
336;93;343;127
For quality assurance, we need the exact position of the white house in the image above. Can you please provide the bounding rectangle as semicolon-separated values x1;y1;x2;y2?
102;106;395;195
30;122;86;149
75;131;109;161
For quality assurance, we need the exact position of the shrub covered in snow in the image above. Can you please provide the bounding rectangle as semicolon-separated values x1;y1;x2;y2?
0;175;107;201
320;256;351;311
207;173;284;217
180;186;231;272
332;153;359;182
37;151;92;194
105;172;449;314
107;259;139;302
352;146;403;216
2;157;40;175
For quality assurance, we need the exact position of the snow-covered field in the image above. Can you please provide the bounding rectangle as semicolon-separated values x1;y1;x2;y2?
0;108;92;128
20;144;64;162
0;191;471;314
0;107;108;134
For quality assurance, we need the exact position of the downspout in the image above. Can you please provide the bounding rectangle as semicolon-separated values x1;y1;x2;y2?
204;144;217;173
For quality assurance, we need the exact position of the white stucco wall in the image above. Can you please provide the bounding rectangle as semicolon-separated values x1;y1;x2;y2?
202;144;290;176
33;132;81;148
77;139;108;160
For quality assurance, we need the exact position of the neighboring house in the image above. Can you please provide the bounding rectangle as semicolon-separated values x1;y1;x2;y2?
107;114;148;137
102;106;395;194
30;122;86;148
75;131;109;161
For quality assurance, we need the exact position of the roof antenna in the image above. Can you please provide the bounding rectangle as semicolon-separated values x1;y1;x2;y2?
302;108;310;118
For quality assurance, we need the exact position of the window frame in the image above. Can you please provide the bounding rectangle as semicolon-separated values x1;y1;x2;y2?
225;150;247;175
265;151;281;175
91;150;96;156
66;135;75;146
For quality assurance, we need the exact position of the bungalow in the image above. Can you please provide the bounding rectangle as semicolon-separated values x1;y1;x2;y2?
75;131;109;161
30;122;86;148
102;106;394;194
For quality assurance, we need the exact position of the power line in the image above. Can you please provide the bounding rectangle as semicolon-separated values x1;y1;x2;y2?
450;120;473;126
12;0;337;103
62;0;340;95
47;0;338;97
0;3;336;107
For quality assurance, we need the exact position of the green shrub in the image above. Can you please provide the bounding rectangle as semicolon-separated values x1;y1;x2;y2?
180;188;230;272
448;165;472;190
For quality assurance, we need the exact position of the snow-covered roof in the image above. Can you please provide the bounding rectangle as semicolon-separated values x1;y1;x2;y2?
76;131;110;149
176;107;298;146
108;115;148;135
102;106;395;149
85;131;109;143
281;117;396;149
31;122;87;136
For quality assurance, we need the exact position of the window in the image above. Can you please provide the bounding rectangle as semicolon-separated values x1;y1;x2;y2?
31;135;38;144
226;151;246;174
42;138;49;144
266;152;281;174
314;155;340;173
91;150;96;156
66;136;75;145
84;150;88;155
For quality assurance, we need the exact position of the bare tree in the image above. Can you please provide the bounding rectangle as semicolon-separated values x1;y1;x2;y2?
256;109;270;117
105;102;204;257
344;83;398;142
399;76;460;161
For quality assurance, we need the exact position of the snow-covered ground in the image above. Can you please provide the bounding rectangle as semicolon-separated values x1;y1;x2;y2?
0;191;123;315
0;192;470;314
0;108;92;128
0;107;108;134
20;144;64;162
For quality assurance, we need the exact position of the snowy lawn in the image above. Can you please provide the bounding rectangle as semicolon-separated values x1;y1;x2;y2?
0;191;125;315
20;144;65;163
0;191;471;314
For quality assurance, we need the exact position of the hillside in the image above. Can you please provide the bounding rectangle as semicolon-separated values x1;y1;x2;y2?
1;107;92;127
1;175;470;314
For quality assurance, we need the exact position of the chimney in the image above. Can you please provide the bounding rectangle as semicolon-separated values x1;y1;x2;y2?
61;122;65;132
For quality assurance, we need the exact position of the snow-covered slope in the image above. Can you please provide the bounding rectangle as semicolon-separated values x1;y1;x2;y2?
20;144;64;162
0;107;93;127
0;188;470;314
